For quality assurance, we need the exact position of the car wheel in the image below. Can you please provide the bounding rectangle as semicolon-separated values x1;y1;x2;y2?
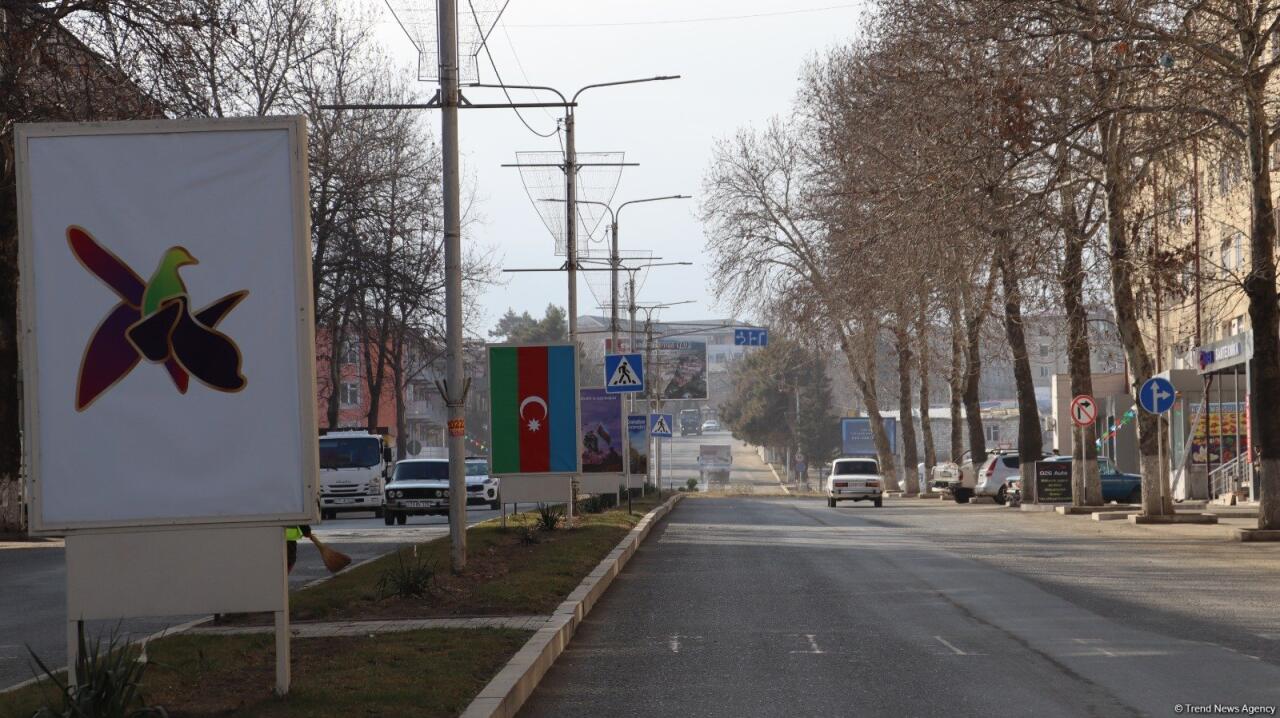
1127;488;1142;505
384;512;395;526
994;486;1008;506
489;500;501;511
827;497;836;507
396;514;407;525
874;498;883;508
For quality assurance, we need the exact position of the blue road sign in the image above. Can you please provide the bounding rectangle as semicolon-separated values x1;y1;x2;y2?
650;413;673;437
604;353;645;394
1139;376;1177;414
734;328;769;346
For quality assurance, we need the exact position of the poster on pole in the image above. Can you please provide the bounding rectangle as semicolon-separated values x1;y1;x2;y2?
580;388;624;473
608;337;708;400
627;414;650;477
17;118;318;534
840;417;897;457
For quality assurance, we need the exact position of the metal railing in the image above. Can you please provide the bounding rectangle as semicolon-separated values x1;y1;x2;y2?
1208;452;1248;500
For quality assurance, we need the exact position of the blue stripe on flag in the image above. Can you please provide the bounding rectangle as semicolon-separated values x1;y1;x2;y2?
547;345;577;472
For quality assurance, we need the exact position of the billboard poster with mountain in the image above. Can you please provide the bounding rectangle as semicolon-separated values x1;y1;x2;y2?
581;388;624;473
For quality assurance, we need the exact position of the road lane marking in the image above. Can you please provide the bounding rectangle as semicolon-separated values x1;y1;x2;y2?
1073;638;1116;657
934;636;968;655
669;634;680;653
790;634;825;654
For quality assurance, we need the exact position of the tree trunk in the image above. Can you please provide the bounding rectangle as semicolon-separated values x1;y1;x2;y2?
1060;209;1102;506
894;321;919;495
963;281;992;468
998;238;1044;504
325;314;344;428
1102;134;1172;517
838;324;899;490
918;307;937;476
947;295;965;463
1242;80;1280;530
0;143;24;535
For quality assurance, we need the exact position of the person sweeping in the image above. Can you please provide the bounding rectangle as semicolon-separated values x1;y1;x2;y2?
286;525;350;574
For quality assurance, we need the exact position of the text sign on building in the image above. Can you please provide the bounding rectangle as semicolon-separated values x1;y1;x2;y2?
17;118;318;534
734;328;768;346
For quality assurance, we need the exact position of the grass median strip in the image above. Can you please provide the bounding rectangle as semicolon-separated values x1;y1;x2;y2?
2;629;530;718
289;498;659;622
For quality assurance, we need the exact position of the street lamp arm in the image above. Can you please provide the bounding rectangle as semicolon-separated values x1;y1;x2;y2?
471;82;567;104
616;194;691;222
572;75;681;103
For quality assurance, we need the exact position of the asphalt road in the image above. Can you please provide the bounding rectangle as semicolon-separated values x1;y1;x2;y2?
659;430;782;494
0;507;498;691
521;496;1280;717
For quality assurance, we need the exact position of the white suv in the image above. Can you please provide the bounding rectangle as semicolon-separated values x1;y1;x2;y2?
826;457;883;508
952;451;1024;504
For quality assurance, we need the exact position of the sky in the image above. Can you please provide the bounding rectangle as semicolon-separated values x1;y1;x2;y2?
373;1;868;337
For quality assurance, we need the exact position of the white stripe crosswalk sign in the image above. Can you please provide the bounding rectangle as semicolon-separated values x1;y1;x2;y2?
605;353;645;394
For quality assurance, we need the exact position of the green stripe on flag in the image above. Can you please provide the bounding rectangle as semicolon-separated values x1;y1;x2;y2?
490;347;519;473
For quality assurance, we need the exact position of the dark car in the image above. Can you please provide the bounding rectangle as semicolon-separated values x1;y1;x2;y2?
1008;456;1141;505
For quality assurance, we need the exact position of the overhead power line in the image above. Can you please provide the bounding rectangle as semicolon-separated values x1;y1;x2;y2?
504;3;862;29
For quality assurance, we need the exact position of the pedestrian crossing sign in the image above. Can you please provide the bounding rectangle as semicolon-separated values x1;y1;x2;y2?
604;353;645;394
650;413;673;437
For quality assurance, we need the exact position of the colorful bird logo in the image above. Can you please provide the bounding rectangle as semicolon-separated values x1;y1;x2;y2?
68;226;249;411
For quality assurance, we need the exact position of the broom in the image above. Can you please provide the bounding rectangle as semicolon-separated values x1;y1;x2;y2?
308;534;351;573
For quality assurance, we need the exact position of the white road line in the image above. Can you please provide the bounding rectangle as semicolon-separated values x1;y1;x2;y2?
934;635;968;656
1073;638;1116;657
669;634;681;654
790;634;825;654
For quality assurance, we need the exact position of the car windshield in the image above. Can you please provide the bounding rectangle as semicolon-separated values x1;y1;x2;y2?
466;462;488;477
834;460;877;475
393;462;448;481
319;438;381;469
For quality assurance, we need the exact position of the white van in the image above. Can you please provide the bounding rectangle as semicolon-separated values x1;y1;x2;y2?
826;457;883;508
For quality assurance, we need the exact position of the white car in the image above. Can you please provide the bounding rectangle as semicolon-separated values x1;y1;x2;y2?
701;419;721;432
826;457;883;507
383;457;499;525
949;451;1025;504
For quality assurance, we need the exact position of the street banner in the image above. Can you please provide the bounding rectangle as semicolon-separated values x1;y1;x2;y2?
627;414;650;476
487;343;580;476
581;388;624;473
17;118;317;533
840;417;897;457
607;337;708;400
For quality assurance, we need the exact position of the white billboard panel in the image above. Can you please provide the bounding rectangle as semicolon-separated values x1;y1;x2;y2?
17;118;318;533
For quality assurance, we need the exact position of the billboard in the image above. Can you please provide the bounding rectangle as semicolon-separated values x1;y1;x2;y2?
17;118;318;533
607;337;708;400
580;388;624;474
627;414;649;476
840;417;897;457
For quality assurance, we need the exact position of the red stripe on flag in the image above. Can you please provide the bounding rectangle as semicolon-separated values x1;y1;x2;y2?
517;346;551;472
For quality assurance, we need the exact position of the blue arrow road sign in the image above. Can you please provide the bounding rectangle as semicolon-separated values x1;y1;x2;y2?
1139;376;1176;414
650;413;673;437
734;328;768;346
604;353;645;393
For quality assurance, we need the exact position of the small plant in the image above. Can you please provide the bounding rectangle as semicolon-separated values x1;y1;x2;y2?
686;478;698;492
536;503;563;531
376;546;436;599
28;628;167;718
515;514;541;545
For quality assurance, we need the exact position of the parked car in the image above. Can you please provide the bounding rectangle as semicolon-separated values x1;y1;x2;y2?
1007;456;1142;505
826;457;883;508
701;419;721;433
383;457;499;525
940;450;1043;505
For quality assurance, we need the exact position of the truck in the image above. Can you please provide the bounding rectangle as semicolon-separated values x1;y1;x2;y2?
318;430;392;519
698;444;733;483
680;409;702;437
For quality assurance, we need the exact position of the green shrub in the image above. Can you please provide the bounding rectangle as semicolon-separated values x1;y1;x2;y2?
686;478;698;492
376;547;436;599
536;503;563;531
28;628;167;718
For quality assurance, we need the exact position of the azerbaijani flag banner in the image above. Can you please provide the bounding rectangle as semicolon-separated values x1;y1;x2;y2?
488;343;579;475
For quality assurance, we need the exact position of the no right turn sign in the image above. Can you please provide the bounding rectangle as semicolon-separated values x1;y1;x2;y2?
1070;394;1097;428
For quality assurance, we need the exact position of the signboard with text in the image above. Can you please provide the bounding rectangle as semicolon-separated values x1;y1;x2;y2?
1033;461;1073;503
840;417;897;457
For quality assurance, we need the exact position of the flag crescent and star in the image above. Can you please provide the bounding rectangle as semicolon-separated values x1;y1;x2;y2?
488;344;578;474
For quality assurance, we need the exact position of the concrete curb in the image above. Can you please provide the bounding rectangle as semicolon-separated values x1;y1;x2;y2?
764;461;793;495
459;493;685;718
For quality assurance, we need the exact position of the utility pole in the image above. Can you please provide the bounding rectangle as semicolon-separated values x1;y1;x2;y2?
437;0;467;573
